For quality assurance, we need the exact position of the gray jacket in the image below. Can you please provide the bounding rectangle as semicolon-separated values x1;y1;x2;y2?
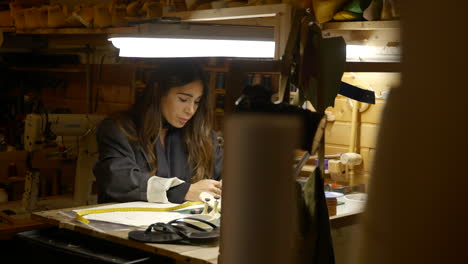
93;118;223;204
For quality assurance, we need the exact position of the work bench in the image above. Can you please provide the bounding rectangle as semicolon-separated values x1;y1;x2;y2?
26;201;363;264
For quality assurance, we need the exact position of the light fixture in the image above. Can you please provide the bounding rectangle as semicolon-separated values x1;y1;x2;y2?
108;23;275;58
109;37;275;58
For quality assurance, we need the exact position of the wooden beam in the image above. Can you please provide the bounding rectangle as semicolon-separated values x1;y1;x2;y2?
0;27;15;32
194;17;277;27
345;62;401;72
15;27;138;35
322;20;400;31
166;4;290;22
8;65;86;73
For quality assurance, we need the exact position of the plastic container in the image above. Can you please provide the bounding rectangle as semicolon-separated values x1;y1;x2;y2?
343;193;367;212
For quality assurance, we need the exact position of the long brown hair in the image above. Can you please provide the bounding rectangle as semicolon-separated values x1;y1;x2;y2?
112;61;213;182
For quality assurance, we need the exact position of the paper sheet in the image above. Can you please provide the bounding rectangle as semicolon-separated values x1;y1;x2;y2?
73;202;204;227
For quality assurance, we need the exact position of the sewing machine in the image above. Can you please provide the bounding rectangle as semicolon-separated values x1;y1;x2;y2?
23;114;105;210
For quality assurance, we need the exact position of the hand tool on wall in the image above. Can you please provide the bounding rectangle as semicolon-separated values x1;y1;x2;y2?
338;81;375;185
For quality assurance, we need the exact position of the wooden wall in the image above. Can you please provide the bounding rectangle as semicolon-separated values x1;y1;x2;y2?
38;66;400;188
325;72;401;185
39;64;135;115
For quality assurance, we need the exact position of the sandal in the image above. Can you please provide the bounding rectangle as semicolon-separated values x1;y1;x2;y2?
128;217;219;244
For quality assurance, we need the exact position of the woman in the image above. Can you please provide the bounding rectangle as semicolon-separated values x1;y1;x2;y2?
93;61;223;204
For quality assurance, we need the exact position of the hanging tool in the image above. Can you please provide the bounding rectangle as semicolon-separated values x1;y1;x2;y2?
338;81;375;184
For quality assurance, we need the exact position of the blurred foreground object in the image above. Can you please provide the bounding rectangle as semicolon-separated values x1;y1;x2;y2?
353;1;468;264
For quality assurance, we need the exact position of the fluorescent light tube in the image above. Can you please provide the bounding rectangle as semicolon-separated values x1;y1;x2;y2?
109;37;275;58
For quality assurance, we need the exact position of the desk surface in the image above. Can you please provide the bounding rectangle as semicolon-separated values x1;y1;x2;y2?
31;202;363;264
31;204;219;264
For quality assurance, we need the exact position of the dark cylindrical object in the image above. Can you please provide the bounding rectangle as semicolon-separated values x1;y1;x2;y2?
220;114;301;264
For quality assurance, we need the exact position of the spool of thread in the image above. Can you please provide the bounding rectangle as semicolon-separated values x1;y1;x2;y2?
220;114;301;264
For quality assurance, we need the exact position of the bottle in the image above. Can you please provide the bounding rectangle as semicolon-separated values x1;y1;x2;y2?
215;94;225;113
245;73;254;86
215;72;225;90
262;74;272;90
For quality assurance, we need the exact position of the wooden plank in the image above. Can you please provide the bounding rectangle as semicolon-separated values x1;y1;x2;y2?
96;102;132;115
324;143;348;156
42;99;87;113
323;29;400;46
195;17;277;27
345;62;401;72
98;83;134;104
328;97;387;124
203;65;229;72
179;247;219;264
166;4;290;22
359;147;371;172
15;27;138;35
275;3;292;59
341;72;401;96
329;211;363;228
8;66;86;73
0;27;15;32
209;71;217;114
322;20;400;31
325;121;379;148
47;34;111;47
0;219;51;240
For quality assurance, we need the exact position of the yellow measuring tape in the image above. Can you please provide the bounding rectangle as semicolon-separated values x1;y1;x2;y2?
75;201;204;224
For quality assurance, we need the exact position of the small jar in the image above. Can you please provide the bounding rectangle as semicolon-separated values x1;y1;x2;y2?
0;188;8;203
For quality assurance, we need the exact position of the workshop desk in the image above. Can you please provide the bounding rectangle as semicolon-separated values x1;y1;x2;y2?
31;203;363;264
31;203;220;264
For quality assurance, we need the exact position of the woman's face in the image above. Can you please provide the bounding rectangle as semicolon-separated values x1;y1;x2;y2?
161;80;204;128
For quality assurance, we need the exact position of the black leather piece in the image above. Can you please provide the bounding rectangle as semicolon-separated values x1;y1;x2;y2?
128;217;219;244
128;230;182;244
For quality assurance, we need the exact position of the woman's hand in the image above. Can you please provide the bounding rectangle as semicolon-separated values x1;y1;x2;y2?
184;179;222;201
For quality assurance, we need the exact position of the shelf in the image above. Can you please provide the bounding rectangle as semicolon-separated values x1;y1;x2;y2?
0;177;25;183
203;66;229;73
8;65;86;73
322;20;400;31
165;3;289;23
0;27;15;32
344;62;401;72
215;89;226;94
14;26;138;35
246;71;280;75
0;4;290;36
